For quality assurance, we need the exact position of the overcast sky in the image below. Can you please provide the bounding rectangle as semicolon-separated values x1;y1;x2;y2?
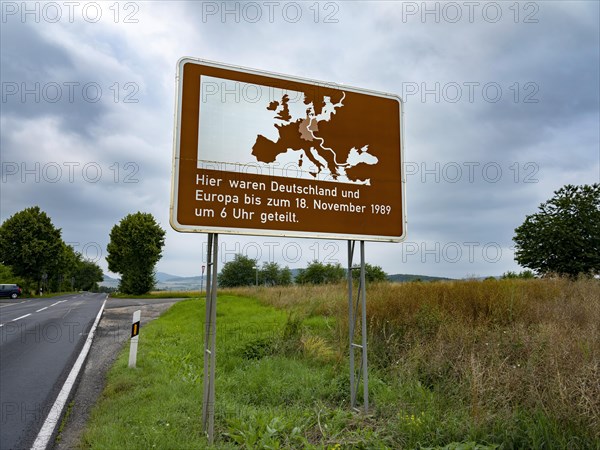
1;1;599;279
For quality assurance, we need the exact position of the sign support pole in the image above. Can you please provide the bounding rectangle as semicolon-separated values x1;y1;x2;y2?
347;240;369;413
347;241;356;407
360;240;369;412
202;233;219;444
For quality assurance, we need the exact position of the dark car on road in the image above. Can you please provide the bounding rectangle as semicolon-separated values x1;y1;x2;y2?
0;284;22;299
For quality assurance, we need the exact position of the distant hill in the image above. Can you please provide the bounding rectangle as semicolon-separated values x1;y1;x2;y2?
100;272;205;291
100;274;119;289
387;273;453;283
101;271;454;291
156;272;183;282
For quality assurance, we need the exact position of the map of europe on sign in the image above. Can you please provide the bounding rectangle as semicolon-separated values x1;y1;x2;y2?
198;76;380;185
172;59;405;241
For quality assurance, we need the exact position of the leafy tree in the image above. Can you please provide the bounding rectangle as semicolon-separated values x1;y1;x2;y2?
513;184;600;277
278;266;293;286
501;270;535;279
0;263;24;285
74;258;104;290
0;206;63;290
56;245;102;290
106;212;166;294
352;263;388;283
257;262;293;286
48;243;78;291
295;260;345;284
218;254;257;287
0;263;14;282
259;262;280;286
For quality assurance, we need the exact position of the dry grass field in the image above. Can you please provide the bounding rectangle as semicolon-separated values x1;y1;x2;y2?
229;278;600;444
87;278;599;448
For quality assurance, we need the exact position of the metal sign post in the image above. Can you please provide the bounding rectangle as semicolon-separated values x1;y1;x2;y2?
170;58;406;441
347;241;369;413
202;233;219;444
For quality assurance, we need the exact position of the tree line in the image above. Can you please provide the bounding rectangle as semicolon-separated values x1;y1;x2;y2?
1;183;596;296
0;207;166;296
220;184;599;285
0;206;103;294
218;254;388;287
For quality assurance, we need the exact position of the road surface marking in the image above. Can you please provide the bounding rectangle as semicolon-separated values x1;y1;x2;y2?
49;300;67;307
12;313;31;322
0;301;30;309
31;295;107;450
36;307;48;312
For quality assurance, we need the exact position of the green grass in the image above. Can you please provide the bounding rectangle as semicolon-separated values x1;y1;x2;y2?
55;400;75;444
36;291;79;298
82;291;599;449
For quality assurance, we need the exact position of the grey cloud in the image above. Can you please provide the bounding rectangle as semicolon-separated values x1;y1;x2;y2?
1;1;598;279
0;22;110;135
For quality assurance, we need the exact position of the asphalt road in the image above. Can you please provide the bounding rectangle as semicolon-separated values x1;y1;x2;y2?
0;293;106;450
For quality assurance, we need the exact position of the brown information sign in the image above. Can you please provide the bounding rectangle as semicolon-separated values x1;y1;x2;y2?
170;58;406;242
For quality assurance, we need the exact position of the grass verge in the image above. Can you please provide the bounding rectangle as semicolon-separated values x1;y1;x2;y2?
82;281;599;449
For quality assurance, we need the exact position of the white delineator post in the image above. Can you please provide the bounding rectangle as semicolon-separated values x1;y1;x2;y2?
129;310;141;368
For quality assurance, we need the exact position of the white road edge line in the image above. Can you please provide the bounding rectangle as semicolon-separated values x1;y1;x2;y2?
0;301;29;309
12;313;31;322
31;295;107;450
36;307;49;312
